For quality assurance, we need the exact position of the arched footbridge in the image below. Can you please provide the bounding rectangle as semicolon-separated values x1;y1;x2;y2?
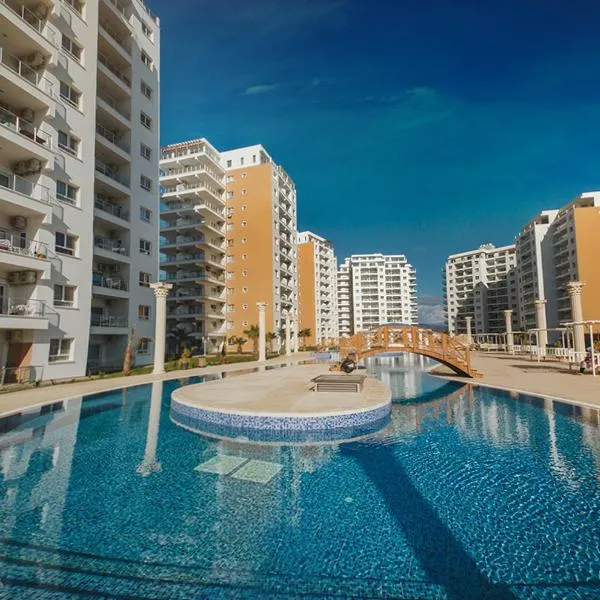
339;326;480;378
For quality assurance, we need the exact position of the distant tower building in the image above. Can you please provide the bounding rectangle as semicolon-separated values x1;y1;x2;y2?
337;253;417;335
444;243;518;335
297;231;338;346
337;258;353;337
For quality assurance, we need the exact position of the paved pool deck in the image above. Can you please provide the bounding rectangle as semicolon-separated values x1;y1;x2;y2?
432;351;600;409
0;353;312;417
172;364;390;416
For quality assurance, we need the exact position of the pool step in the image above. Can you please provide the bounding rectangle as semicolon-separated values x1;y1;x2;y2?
0;539;445;599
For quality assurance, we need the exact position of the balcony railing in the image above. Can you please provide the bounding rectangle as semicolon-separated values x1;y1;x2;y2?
0;47;54;97
162;253;206;264
161;144;220;164
0;233;49;260
1;0;56;45
0;297;48;317
0;365;44;386
95;161;130;187
161;235;204;248
97;87;131;119
0;106;52;149
98;52;131;87
99;20;131;55
0;166;52;204
162;182;223;200
91;314;128;327
160;164;224;183
94;236;129;256
96;122;130;152
92;273;128;291
95;194;130;221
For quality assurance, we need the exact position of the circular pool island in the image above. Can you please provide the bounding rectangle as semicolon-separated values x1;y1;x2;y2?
170;364;392;443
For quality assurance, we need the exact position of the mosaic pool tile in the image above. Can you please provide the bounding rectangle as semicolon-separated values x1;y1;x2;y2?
230;459;283;483
194;455;248;475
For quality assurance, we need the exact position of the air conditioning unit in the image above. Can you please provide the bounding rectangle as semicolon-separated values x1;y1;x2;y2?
7;272;19;284
21;108;35;122
13;160;41;176
7;330;24;343
19;271;37;284
14;162;29;176
25;51;46;70
9;216;27;230
34;3;49;19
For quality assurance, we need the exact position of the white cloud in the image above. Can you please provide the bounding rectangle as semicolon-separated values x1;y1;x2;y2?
244;83;282;95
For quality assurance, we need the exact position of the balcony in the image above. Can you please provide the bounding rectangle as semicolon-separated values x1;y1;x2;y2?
0;106;53;164
93;236;130;261
0;297;49;330
0;47;55;112
0;234;51;274
97;87;130;126
160;143;221;170
160;164;224;188
96;122;130;158
0;166;53;218
95;160;130;193
92;273;128;298
102;0;132;29
98;20;132;63
162;182;223;205
0;0;57;54
90;313;128;335
94;193;130;224
98;52;131;93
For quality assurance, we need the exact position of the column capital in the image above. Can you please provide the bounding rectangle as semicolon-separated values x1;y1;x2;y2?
150;282;173;297
566;281;585;297
534;299;547;306
503;309;513;315
465;316;472;322
256;302;268;311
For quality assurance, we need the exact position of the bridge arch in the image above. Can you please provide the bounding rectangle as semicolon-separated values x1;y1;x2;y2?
339;326;479;379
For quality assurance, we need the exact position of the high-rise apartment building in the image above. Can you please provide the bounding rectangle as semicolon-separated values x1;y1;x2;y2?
444;244;518;335
297;231;338;346
515;210;559;331
337;254;417;334
550;192;600;324
0;0;160;381
337;258;353;337
221;145;298;352
159;139;226;356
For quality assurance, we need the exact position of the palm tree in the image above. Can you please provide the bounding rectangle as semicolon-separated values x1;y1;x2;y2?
123;327;136;374
299;328;312;349
266;331;277;353
228;336;247;354
243;325;260;355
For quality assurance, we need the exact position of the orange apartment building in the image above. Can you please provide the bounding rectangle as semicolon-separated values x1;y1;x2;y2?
221;145;298;352
297;231;339;347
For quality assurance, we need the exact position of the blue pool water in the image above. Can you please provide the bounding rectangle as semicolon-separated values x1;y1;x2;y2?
0;355;599;599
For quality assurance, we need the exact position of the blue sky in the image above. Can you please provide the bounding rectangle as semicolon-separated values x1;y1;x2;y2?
149;0;600;321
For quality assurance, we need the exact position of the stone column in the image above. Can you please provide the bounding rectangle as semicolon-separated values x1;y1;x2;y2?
257;302;267;362
567;282;586;359
465;316;473;347
284;311;291;356
534;299;548;357
150;282;173;375
137;381;163;476
293;317;299;353
504;309;514;354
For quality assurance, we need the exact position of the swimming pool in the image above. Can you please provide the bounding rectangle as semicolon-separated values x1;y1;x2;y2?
0;355;598;599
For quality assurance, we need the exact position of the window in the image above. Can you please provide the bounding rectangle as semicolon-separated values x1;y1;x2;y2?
53;285;76;308
139;239;152;255
226;256;234;264
227;239;234;248
241;221;247;228
141;51;153;68
242;286;248;293
138;338;151;354
141;81;153;99
241;205;247;211
140;206;152;222
140;175;152;191
227;287;234;295
56;180;78;204
252;154;257;163
226;207;234;218
61;34;82;62
226;159;232;168
226;175;234;183
241;237;248;244
241;189;247;196
55;232;76;256
60;81;81;108
63;0;83;15
226;223;234;232
240;157;245;166
58;131;79;156
226;272;234;280
140;143;152;160
242;320;248;327
242;304;248;310
139;271;151;287
241;172;247;178
241;269;248;277
226;304;234;313
138;305;150;320
49;338;72;362
242;253;248;260
141;21;153;39
226;191;234;199
140;112;152;129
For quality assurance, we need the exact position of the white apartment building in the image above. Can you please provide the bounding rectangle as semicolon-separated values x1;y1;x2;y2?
338;254;417;334
297;231;338;345
444;243;518;335
0;0;160;382
337;257;353;337
159;138;226;356
515;210;559;331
